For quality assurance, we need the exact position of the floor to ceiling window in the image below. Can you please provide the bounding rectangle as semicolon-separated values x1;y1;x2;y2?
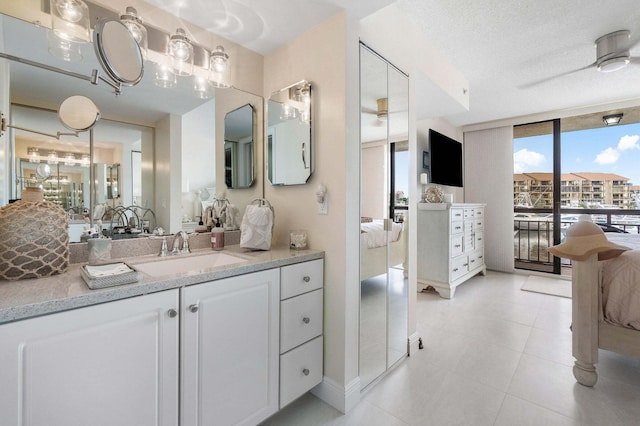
514;107;640;274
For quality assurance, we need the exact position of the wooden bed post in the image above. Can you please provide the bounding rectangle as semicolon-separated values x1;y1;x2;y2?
572;253;599;386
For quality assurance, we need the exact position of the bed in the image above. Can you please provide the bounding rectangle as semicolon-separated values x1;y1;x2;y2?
360;219;407;281
564;232;640;386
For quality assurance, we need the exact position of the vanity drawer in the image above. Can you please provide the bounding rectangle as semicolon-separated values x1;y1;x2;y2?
281;259;323;300
280;289;323;353
450;209;464;221
280;336;323;408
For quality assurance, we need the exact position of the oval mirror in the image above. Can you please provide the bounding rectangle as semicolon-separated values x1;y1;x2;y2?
58;95;101;131
224;104;255;188
267;80;312;186
93;18;144;86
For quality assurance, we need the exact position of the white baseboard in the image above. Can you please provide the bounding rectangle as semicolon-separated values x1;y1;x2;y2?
408;332;421;355
311;376;361;414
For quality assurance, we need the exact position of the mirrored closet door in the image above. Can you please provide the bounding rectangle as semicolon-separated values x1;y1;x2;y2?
359;43;409;390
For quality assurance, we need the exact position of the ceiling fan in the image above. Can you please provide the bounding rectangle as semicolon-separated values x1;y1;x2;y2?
520;30;638;88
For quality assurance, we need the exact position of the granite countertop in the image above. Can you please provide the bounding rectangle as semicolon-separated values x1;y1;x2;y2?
0;245;324;324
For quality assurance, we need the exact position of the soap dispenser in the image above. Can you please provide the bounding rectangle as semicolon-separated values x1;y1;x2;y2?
211;219;224;250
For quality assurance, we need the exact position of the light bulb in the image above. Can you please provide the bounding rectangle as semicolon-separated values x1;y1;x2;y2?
155;62;177;88
168;28;194;76
120;6;148;58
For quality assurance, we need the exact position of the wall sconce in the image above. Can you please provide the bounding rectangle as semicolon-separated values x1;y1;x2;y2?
420;172;429;201
603;113;623;126
316;184;327;214
168;28;194;76
376;98;388;122
64;152;76;166
120;6;148;58
209;45;231;88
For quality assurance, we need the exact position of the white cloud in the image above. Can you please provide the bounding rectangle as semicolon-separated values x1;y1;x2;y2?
617;134;640;151
513;148;545;173
595;147;620;165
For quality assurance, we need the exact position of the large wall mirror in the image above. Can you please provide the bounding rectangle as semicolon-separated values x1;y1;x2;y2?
267;80;312;186
1;10;264;237
224;104;255;189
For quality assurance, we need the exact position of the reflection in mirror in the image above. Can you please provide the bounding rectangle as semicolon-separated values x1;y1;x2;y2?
1;11;264;235
267;80;312;186
224;104;255;189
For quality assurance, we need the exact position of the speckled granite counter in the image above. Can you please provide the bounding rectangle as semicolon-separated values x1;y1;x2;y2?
0;245;323;324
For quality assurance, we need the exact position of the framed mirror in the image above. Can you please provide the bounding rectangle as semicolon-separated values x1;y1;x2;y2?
267;80;312;186
224;104;255;189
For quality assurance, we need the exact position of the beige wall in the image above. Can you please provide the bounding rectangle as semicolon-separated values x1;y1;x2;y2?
264;10;354;406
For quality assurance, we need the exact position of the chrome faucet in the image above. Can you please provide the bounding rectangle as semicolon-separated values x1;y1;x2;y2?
171;231;191;255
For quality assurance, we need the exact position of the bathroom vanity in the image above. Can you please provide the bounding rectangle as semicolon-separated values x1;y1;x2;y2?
0;247;324;426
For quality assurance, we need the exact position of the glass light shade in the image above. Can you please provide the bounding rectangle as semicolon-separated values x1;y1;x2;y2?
209;45;231;88
154;62;177;88
120;6;148;58
47;30;82;62
280;103;298;121
47;151;59;165
64;153;76;166
168;28;194;76
50;0;90;43
28;148;40;163
81;154;90;167
193;76;214;99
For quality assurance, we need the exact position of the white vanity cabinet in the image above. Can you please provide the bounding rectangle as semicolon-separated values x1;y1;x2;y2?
180;269;280;426
0;290;180;426
417;203;486;298
279;259;324;408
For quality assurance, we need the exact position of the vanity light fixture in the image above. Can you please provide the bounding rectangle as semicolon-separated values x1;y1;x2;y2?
50;0;90;43
81;153;91;167
28;148;40;163
603;113;623;126
120;6;148;58
194;76;214;99
64;152;76;166
280;103;298;121
154;61;177;88
209;45;231;88
168;28;194;76
376;98;388;122
47;151;59;165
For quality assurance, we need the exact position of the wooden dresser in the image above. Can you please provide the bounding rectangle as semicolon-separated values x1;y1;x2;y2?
417;203;486;298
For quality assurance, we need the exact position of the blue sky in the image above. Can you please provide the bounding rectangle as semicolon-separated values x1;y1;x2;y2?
514;122;640;185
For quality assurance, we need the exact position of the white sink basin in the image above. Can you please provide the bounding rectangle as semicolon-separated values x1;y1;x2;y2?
132;252;248;278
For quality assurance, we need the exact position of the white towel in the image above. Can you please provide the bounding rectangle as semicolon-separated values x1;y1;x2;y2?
85;263;132;278
240;204;273;250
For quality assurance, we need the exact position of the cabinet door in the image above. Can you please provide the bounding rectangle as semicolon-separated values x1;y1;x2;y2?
0;290;180;426
181;269;280;426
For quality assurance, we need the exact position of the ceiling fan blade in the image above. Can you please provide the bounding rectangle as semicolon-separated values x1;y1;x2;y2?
518;62;596;89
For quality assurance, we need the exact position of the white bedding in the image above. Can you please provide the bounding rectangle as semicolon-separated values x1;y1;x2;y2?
361;220;403;249
602;250;640;330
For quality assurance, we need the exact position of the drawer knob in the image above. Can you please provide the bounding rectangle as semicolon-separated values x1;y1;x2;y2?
302;368;310;376
302;317;310;324
189;304;199;313
303;276;311;283
167;309;178;318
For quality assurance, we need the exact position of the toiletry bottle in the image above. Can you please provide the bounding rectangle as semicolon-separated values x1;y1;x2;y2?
211;219;225;250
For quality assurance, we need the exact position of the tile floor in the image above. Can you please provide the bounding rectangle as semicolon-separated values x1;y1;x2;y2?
261;271;640;426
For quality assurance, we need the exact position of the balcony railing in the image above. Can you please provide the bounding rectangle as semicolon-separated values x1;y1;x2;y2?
514;207;640;269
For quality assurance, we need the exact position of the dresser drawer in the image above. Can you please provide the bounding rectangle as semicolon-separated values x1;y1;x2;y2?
469;251;484;270
280;289;323;353
281;259;323;300
463;208;475;219
451;220;464;235
280;336;323;408
475;218;484;229
451;255;469;281
450;235;464;256
475;232;484;249
450;209;464;221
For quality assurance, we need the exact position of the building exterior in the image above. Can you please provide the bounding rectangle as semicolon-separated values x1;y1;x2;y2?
514;172;632;208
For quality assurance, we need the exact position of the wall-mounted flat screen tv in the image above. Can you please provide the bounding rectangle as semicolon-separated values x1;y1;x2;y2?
429;129;463;187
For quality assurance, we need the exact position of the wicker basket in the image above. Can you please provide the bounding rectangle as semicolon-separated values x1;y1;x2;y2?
0;192;69;280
